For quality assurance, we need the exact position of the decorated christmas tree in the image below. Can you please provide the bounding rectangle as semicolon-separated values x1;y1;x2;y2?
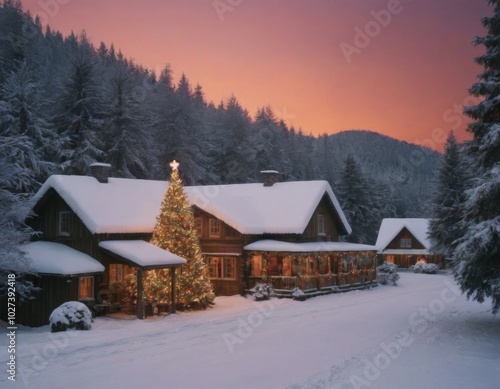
132;160;215;309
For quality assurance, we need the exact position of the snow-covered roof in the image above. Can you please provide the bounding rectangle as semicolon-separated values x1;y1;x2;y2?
32;175;351;236
375;218;431;252
98;240;187;269
244;239;376;253
21;241;105;276
187;180;351;235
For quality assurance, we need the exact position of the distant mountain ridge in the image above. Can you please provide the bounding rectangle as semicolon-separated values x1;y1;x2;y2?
325;130;440;218
0;2;441;223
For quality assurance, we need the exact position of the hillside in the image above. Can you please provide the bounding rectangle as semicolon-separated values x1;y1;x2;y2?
327;130;440;218
0;2;441;240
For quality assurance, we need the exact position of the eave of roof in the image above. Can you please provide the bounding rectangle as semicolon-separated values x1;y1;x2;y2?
31;176;351;237
98;240;187;270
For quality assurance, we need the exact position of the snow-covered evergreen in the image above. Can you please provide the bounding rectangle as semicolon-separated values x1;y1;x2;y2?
54;38;106;175
452;0;500;313
0;135;39;300
428;131;471;260
337;154;380;244
0;1;439;221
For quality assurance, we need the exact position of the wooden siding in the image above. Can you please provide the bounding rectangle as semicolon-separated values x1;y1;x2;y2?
21;184;352;326
386;227;425;250
193;208;244;295
303;194;340;241
1;275;81;328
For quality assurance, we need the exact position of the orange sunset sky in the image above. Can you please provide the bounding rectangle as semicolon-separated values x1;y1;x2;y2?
20;0;490;151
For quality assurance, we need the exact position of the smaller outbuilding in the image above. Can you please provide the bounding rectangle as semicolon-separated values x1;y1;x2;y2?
375;218;443;268
12;241;105;327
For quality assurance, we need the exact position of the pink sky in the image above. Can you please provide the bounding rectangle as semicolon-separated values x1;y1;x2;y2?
21;0;490;151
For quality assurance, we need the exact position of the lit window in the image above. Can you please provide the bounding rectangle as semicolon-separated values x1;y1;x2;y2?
400;238;412;248
250;255;262;277
317;214;326;236
224;258;236;279
207;257;236;279
79;276;94;300
58;211;71;236
109;264;125;283
209;218;221;237
194;217;203;237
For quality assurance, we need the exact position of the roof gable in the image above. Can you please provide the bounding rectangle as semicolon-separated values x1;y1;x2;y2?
375;218;430;251
32;176;351;236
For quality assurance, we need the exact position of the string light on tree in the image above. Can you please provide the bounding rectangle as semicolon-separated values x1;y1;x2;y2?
125;160;215;309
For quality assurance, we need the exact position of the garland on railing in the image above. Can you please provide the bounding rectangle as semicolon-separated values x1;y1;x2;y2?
348;264;359;284
338;261;345;285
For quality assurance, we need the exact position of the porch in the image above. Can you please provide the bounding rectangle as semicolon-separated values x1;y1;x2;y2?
379;249;443;268
244;240;378;298
99;240;187;319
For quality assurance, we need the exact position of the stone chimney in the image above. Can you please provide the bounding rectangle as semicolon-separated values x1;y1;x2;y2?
260;170;279;187
90;163;111;183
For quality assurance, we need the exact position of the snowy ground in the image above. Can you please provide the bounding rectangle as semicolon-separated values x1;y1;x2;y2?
2;271;500;389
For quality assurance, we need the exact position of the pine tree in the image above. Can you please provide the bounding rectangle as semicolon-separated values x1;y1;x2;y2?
0;134;40;300
103;62;153;179
144;161;215;309
54;43;106;175
428;131;470;261
452;1;500;313
0;61;58;192
337;154;379;244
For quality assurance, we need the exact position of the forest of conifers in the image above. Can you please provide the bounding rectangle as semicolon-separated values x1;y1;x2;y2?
0;1;440;244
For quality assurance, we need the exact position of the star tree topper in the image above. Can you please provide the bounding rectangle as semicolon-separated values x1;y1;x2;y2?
170;160;179;171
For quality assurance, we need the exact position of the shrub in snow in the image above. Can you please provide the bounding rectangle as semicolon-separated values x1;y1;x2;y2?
412;262;440;274
250;283;275;301
49;301;93;332
377;262;399;286
292;287;306;301
377;262;398;273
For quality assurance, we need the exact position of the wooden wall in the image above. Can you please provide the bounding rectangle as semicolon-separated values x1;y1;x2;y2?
27;188;352;305
2;275;79;328
303;194;341;241
386;228;425;250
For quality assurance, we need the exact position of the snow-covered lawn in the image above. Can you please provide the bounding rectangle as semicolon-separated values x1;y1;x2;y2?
2;272;499;389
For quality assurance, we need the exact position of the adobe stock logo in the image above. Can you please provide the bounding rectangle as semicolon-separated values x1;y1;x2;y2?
213;0;244;21
339;0;408;64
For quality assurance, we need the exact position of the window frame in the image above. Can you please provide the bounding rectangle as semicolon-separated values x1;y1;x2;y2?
109;264;125;284
400;238;412;248
250;255;262;277
317;213;326;236
58;210;71;237
207;256;237;279
78;276;94;301
194;217;203;237
209;218;221;238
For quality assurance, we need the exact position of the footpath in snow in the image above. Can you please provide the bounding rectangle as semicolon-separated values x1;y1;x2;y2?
1;271;499;389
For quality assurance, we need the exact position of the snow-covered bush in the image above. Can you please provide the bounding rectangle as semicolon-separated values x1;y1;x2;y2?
377;262;399;286
292;287;306;301
377;262;398;273
250;283;275;301
412;262;440;274
49;301;93;332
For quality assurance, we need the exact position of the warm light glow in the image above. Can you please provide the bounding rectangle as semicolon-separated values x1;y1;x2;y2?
169;160;179;171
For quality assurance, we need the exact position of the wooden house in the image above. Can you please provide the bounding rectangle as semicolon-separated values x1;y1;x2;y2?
12;241;104;327
13;166;378;326
375;218;443;268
